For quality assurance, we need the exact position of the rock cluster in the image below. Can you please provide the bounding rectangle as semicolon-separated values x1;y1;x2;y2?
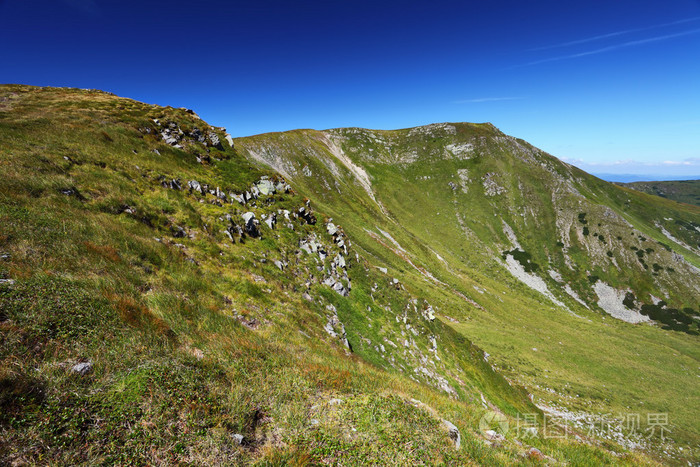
323;304;350;349
159;174;290;209
298;219;352;297
151;119;225;151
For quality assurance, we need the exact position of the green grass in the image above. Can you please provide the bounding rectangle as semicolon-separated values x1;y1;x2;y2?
0;84;681;465
237;121;700;465
620;179;700;207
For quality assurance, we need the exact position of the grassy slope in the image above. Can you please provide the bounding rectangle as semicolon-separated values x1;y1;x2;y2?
237;124;700;465
0;85;660;465
620;179;700;207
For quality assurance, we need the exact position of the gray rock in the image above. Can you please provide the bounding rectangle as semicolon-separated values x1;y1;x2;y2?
188;180;203;194
72;361;93;376
0;279;15;286
208;132;223;149
242;212;260;238
484;429;505;442
257;179;276;196
442;419;461;449
526;447;544;460
327;222;338;236
231;433;244;445
332;281;348;297
171;225;187;238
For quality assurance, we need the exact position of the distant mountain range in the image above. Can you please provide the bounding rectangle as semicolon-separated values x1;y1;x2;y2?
593;173;700;183
619;179;700;207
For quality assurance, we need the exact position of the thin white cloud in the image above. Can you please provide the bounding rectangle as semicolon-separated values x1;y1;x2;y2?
524;28;700;66
453;97;524;104
530;16;700;51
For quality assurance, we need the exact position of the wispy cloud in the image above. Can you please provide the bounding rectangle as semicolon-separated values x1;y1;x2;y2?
530;16;700;51
523;28;700;66
453;97;524;104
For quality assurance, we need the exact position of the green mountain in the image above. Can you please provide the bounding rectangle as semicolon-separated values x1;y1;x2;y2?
1;85;698;465
620;179;700;207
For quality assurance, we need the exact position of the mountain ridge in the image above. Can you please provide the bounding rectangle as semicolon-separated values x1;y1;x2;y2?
1;84;698;465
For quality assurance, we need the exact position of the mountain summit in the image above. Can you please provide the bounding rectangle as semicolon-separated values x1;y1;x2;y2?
1;85;698;465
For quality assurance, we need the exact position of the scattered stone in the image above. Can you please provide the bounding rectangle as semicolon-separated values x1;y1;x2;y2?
484;430;505;442
188;180;203;194
327;222;339;236
171;225;187;238
242;212;260;238
0;279;15;286
72;361;93;376
208;131;223;149
526;447;544;460
442;419;461;449
302;293;314;302
257;179;276;195
264;213;276;230
59;187;85;200
298;206;316;225
231;433;245;445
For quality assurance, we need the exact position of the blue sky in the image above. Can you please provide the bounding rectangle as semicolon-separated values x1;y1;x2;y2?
2;0;699;179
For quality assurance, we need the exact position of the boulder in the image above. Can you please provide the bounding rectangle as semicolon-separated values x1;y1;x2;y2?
257;179;276;196
208;132;223;149
298;206;316;225
171;225;187;238
442;419;461;449
188;180;203;194
332;281;349;297
527;447;544;460
72;361;93;376
242;212;260;238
